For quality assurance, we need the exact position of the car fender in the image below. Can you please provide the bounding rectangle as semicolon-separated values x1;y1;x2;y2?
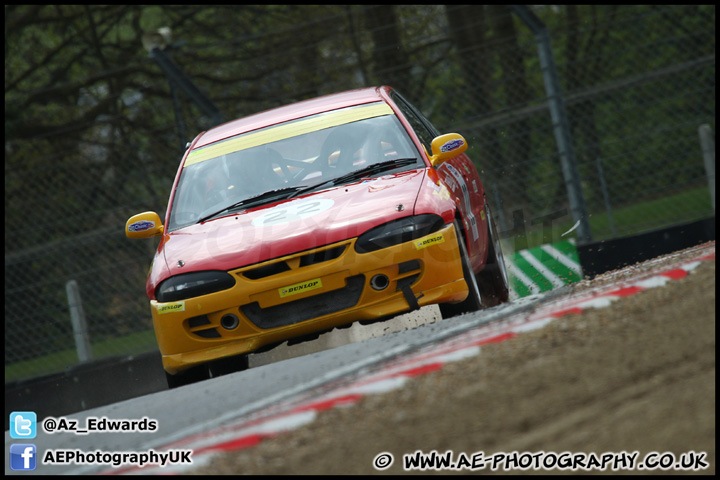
434;154;489;273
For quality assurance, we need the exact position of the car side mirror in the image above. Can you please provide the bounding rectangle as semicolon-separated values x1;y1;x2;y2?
126;211;164;238
428;133;468;168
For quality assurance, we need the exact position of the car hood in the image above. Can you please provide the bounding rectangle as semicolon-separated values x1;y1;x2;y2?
157;169;427;276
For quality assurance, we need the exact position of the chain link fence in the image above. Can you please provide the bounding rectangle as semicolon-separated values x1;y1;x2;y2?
5;5;715;382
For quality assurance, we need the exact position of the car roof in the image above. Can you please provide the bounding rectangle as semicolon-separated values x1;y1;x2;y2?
193;86;391;148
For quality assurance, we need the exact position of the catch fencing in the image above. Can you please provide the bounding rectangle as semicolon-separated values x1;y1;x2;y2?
5;5;715;382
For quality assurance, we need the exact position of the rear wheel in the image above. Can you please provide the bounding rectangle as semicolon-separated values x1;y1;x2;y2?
476;199;510;307
440;220;483;319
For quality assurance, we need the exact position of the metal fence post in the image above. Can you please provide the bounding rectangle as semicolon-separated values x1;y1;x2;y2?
596;157;617;237
66;280;93;362
511;5;593;244
492;184;508;235
699;124;715;211
149;47;224;127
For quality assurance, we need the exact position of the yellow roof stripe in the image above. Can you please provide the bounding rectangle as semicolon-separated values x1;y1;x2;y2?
185;102;394;167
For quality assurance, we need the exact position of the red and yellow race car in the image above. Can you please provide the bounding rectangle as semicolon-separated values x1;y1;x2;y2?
126;86;509;387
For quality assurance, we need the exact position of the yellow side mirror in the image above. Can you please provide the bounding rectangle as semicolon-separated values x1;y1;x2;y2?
428;133;468;168
126;212;164;239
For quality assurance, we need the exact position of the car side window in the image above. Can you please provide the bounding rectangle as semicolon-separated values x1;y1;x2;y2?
390;91;437;154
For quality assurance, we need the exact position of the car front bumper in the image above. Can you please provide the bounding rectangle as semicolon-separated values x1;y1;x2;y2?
151;223;469;374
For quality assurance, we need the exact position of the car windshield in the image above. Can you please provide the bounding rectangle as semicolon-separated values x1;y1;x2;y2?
168;106;422;230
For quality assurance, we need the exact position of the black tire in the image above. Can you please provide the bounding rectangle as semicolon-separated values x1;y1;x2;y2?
165;364;209;389
166;354;249;389
439;220;483;319
476;199;510;307
207;354;249;378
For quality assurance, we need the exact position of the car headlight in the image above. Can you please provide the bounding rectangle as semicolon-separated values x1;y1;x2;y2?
355;214;445;253
155;271;236;302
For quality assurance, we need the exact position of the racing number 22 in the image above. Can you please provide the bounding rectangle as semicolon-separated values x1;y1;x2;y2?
252;199;334;227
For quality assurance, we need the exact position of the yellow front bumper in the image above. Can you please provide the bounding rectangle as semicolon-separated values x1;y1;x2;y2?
152;223;468;374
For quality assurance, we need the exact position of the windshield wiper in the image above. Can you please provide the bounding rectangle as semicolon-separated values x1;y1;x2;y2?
290;157;419;198
198;186;303;223
198;158;419;223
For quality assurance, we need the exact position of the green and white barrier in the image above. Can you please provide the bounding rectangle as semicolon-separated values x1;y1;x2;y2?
505;239;583;299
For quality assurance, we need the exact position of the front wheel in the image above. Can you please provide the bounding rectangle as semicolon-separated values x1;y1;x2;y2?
207;354;249;378
476;199;510;307
165;354;249;389
165;364;209;389
439;221;483;319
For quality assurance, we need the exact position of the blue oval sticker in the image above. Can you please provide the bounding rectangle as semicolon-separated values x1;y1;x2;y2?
129;220;155;232
440;138;465;153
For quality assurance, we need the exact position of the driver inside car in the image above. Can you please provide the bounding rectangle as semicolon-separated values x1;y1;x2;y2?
224;146;286;201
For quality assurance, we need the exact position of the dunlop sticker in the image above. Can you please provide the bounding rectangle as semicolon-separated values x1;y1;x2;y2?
415;233;445;250
279;278;323;298
157;301;185;314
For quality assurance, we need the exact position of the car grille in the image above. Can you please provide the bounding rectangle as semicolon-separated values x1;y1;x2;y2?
241;244;347;280
396;259;420;291
187;246;423;337
240;274;365;329
187;314;221;339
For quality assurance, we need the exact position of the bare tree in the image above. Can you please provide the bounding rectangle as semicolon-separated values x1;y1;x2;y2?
488;5;533;210
363;5;412;94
